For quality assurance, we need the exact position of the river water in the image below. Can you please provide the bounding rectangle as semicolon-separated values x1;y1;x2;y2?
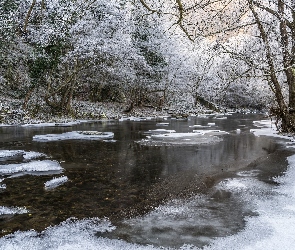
0;113;293;249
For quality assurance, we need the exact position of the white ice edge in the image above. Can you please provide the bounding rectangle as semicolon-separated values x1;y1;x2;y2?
45;176;68;190
33;131;114;142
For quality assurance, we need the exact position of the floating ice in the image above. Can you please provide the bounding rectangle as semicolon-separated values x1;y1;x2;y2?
23;151;47;160
144;129;176;135
156;123;169;126
0;206;28;215
0;150;23;158
192;130;229;136
45;176;69;190
0;178;6;189
0;150;47;160
138;132;223;146
237;170;261;177
189;124;211;128
33;131;114;142
0;160;63;176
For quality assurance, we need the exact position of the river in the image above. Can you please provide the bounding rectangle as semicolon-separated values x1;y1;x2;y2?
0;113;294;249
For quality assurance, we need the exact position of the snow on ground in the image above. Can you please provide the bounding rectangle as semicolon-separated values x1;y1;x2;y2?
0;206;28;215
0;160;63;176
33;131;114;142
44;176;69;190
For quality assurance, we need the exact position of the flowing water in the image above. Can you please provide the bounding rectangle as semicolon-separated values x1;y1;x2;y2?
0;113;293;249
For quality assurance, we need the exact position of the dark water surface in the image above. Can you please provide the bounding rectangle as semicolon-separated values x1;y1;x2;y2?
0;114;292;247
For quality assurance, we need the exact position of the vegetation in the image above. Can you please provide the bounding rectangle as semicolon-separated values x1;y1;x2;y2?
1;0;293;130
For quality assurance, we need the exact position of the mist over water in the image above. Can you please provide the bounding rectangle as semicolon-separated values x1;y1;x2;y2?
0;114;294;249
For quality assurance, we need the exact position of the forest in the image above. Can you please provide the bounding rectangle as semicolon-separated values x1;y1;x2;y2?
0;0;294;131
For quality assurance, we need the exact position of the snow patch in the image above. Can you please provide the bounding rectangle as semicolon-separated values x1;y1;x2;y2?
33;131;114;142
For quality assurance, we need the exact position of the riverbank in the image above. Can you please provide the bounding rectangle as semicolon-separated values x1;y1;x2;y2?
0;97;207;125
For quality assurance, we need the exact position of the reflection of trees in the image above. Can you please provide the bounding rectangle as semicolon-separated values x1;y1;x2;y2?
161;134;277;175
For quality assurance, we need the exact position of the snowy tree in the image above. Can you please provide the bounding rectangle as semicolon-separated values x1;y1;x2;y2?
139;0;294;130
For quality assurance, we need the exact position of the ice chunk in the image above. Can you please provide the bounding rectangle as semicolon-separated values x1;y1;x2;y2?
156;123;169;126
0;206;28;215
21;121;81;127
45;176;68;190
23;151;47;160
33;131;114;142
0;160;63;176
0;150;24;158
144;129;176;135
192;130;229;136
139;132;223;146
189;124;211;128
0;178;6;189
0;150;47;160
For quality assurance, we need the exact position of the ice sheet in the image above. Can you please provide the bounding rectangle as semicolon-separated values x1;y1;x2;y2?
0;160;63;176
33;131;114;142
